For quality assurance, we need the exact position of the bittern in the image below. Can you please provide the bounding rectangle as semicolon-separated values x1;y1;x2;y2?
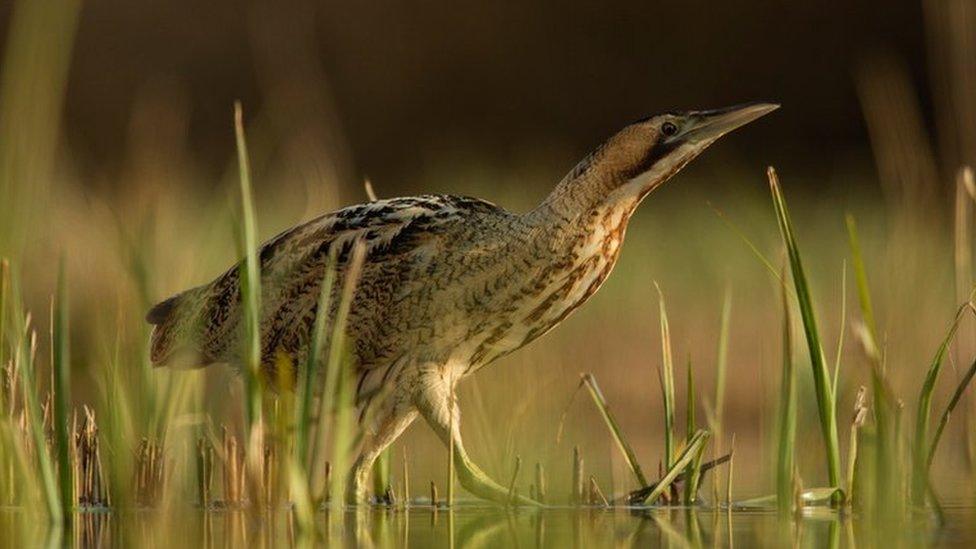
146;102;778;504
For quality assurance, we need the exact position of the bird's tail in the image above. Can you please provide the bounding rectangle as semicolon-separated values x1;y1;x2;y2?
146;287;211;368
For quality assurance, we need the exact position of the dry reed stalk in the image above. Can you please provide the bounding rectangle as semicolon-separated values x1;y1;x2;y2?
19;320;61;521
197;436;214;507
572;446;583;505
587;476;608;507
506;456;521;506
363;178;378;201
401;447;410;508
726;434;735;506
322;461;331;501
846;386;868;504
262;440;277;507
74;406;107;507
222;428;242;505
535;462;546;504
134;437;164;506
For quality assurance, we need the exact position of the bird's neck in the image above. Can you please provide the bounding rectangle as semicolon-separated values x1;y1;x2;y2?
525;163;654;233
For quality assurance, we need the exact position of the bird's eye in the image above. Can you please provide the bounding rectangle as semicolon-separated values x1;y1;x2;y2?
661;122;678;136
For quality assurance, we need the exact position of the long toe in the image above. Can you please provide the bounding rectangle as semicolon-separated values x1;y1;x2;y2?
457;467;544;507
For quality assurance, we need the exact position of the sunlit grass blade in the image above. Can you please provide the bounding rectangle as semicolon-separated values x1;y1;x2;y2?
580;373;648;488
17;318;62;522
925;356;976;477
768;166;841;489
776;268;797;513
639;429;710;505
713;286;732;435
321;241;367;505
654;282;676;471
831;263;847;400
710;286;732;503
296;253;336;469
844;215;880;359
708;202;784;286
233;101;263;445
683;361;705;504
911;302;972;505
52;257;72;518
845;212;904;513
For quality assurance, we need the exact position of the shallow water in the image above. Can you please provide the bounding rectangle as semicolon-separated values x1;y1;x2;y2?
3;505;976;548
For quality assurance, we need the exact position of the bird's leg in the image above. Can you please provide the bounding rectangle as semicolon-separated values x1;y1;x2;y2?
346;401;417;505
415;367;541;506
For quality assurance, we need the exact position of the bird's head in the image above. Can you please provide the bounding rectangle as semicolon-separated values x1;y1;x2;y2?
607;102;779;201
557;102;779;210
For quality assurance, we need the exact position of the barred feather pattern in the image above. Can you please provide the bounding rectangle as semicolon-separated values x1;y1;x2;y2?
148;190;636;402
147;112;705;419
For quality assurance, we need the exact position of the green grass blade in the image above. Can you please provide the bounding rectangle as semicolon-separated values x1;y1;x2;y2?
639;429;710;505
925;356;976;478
52;258;71;518
831;262;847;401
911;303;971;505
708;202;785;286
845;212;905;510
683;361;703;503
233;101;263;441
710;286;732;504
317;241;367;503
714;286;732;434
844;215;879;357
768;167;841;489
581;373;648;488
18;321;62;522
296;253;336;469
655;282;676;471
776;270;797;513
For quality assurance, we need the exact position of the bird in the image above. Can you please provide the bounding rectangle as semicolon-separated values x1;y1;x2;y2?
146;102;778;504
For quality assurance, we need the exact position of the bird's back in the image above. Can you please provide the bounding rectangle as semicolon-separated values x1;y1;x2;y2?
146;194;512;376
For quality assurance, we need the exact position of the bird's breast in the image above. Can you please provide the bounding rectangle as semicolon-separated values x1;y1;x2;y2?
464;204;632;369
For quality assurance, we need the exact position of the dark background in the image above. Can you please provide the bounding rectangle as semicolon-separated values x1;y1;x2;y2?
1;1;932;192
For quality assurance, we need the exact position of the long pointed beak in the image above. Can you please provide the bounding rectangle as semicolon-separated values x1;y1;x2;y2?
682;102;779;143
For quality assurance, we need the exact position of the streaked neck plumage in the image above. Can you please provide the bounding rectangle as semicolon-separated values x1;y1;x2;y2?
526;147;671;230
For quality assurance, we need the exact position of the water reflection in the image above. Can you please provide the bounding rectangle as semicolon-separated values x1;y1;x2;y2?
2;505;975;547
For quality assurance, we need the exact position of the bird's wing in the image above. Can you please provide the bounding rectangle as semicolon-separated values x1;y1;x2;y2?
147;194;503;367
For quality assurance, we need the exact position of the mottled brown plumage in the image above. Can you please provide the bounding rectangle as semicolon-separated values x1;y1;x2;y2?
147;102;777;504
